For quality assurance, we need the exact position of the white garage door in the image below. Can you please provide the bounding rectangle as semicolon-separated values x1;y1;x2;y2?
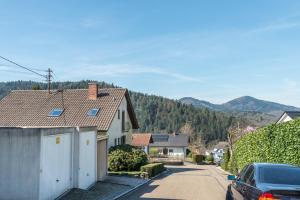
78;131;96;189
97;139;107;181
39;134;72;200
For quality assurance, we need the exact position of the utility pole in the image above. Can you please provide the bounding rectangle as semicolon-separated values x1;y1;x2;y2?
47;68;53;94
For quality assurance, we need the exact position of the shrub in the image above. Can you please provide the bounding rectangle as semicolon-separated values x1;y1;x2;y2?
149;148;159;157
206;155;214;163
141;163;165;178
109;144;134;153
109;145;148;172
187;152;193;158
233;119;300;172
221;148;230;171
192;154;205;163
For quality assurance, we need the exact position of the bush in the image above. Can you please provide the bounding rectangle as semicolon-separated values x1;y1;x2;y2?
192;154;205;163
233;119;300;172
221;149;230;171
109;144;134;153
206;155;214;163
187;152;193;158
149;148;159;157
109;145;148;172
141;163;165;178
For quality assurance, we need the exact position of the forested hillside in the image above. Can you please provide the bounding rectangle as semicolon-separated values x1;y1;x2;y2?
0;80;240;144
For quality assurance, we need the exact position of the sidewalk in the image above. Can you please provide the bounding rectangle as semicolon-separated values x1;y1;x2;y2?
58;176;148;200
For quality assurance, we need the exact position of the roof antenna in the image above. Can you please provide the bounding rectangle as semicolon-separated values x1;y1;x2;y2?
47;68;53;94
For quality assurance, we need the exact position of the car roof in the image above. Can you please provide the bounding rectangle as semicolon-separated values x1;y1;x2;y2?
252;163;297;168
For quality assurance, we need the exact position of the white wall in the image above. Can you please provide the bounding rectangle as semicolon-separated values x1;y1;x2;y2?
107;97;133;149
150;147;186;158
277;114;293;124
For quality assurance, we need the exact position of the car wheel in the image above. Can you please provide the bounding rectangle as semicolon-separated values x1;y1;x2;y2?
226;188;233;200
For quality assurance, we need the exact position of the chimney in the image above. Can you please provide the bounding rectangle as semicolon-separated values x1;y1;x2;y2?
88;83;98;100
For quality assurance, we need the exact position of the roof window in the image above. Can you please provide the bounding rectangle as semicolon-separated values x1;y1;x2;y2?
87;108;100;116
48;108;64;117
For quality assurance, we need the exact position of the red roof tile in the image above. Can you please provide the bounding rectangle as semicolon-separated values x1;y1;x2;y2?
132;133;153;146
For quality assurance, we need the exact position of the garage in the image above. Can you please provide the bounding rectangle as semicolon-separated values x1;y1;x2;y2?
40;133;72;200
0;127;98;200
78;131;97;189
97;137;108;181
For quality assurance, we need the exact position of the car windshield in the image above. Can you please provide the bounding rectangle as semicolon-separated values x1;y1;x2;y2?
259;166;300;185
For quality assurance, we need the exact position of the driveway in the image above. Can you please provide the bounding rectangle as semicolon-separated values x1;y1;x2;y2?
118;163;230;200
59;176;148;200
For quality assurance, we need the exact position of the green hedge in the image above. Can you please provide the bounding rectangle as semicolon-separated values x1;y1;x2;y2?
109;145;148;172
234;119;300;172
192;154;205;164
141;163;165;178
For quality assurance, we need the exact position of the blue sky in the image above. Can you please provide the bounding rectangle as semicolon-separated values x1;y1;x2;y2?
1;1;300;106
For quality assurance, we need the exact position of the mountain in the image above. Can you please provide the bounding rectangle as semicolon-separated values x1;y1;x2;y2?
180;96;300;118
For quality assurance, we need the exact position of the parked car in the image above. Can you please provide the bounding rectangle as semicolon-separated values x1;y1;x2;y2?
226;163;300;200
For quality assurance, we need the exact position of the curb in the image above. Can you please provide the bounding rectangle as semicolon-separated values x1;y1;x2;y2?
112;169;169;200
216;166;231;175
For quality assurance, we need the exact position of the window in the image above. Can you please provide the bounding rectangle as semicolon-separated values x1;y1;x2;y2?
241;165;254;183
114;138;117;146
87;108;100;116
118;110;120;119
121;136;126;144
118;138;120;145
168;149;174;154
122;111;125;132
259;166;300;185
48;108;64;117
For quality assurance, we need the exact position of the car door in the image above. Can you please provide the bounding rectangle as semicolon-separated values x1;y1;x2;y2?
231;165;250;200
243;165;256;200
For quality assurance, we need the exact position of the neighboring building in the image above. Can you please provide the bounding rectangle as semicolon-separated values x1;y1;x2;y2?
0;126;98;200
0;83;139;200
276;111;300;124
131;133;153;154
149;133;189;158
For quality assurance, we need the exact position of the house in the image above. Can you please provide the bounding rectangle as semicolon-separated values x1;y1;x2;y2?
131;133;153;154
0;126;98;200
0;83;139;200
0;83;139;148
276;111;300;124
149;133;189;158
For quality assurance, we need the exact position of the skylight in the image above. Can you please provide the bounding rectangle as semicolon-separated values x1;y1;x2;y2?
48;108;64;117
87;108;100;117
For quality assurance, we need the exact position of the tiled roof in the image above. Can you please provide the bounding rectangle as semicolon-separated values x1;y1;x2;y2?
132;133;153;146
0;88;139;130
149;134;189;147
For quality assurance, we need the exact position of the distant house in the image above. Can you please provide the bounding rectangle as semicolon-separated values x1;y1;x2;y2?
131;133;153;154
276;111;300;124
0;83;139;200
149;133;189;158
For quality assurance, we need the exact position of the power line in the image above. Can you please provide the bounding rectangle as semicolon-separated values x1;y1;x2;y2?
0;55;47;78
0;56;54;94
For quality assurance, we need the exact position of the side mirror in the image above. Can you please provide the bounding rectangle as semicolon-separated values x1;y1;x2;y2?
227;175;236;181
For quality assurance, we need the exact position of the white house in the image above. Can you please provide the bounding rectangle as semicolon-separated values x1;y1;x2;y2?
276;111;300;124
149;133;189;158
0;83;139;200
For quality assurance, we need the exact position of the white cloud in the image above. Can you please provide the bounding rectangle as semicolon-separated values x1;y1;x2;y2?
251;22;300;33
67;64;204;83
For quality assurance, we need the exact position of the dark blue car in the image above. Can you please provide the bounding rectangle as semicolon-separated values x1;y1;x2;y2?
226;163;300;200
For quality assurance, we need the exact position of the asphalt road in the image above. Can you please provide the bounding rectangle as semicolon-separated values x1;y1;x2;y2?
118;163;231;200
